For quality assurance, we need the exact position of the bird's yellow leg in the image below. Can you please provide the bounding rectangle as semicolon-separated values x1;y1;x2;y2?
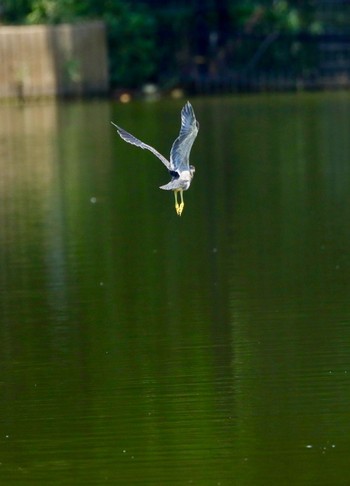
178;190;184;216
174;191;180;215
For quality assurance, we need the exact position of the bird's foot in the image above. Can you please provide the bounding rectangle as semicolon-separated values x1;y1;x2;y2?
176;202;184;216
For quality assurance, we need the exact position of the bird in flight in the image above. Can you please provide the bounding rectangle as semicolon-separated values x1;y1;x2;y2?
111;101;199;216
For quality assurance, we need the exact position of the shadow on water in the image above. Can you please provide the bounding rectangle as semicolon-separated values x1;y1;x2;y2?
0;94;350;484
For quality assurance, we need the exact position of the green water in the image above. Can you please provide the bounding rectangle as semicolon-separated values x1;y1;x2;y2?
1;93;350;485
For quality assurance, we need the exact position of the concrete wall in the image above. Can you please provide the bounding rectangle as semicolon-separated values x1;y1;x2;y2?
0;21;109;99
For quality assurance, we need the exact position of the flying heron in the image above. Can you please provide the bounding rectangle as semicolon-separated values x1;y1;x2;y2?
111;101;199;216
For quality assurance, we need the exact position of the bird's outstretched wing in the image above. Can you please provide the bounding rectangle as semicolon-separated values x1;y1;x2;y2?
170;102;199;173
111;122;171;170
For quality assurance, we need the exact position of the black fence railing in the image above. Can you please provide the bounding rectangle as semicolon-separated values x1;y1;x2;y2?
179;32;350;93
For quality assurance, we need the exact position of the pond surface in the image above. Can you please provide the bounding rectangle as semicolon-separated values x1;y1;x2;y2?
1;93;350;485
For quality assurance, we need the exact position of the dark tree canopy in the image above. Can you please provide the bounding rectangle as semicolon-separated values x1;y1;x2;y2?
0;1;345;89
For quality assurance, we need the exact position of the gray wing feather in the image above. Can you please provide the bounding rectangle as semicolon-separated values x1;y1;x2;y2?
170;101;199;173
111;122;171;170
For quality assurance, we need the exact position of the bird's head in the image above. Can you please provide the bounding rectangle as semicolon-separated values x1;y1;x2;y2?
189;165;196;179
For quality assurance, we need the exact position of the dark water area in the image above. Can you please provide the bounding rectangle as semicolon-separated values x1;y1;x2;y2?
1;93;350;485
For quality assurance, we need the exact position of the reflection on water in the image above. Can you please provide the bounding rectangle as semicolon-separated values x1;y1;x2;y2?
1;94;350;484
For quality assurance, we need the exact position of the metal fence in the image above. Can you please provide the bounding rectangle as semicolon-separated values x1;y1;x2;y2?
180;32;350;93
0;21;109;99
141;0;350;93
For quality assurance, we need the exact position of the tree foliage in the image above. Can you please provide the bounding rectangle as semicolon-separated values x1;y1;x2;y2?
1;0;32;23
101;3;157;88
0;1;329;88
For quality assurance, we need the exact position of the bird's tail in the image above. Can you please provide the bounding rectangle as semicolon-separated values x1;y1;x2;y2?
159;180;181;191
